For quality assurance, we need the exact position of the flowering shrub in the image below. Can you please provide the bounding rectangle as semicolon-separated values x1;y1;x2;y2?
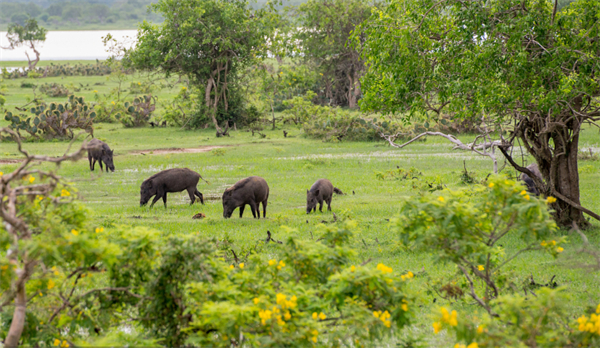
395;176;561;315
432;288;600;348
184;221;416;347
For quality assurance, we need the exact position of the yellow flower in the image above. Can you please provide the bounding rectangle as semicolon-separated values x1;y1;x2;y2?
488;183;495;188
268;259;277;266
467;343;478;348
95;227;104;233
61;341;70;348
557;247;564;253
312;312;318;320
71;229;79;236
350;265;356;272
239;263;245;269
312;336;317;343
455;344;466;348
0;172;3;176
551;240;557;246
520;190;527;195
547;196;557;203
47;279;55;290
524;194;530;200
477;326;484;333
438;196;445;202
230;265;234;269
94;90;98;93
406;271;414;278
137;82;141;85
596;304;600;314
478;265;484;271
432;321;442;334
401;303;408;311
61;189;70;197
253;297;260;304
376;263;393;274
284;312;291;320
111;101;115;105
541;241;547;246
54;338;61;346
28;176;35;183
319;312;326;320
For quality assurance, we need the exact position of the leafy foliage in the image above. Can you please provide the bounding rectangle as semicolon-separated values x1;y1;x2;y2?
395;176;560;315
2;18;47;70
433;288;600;348
355;0;600;226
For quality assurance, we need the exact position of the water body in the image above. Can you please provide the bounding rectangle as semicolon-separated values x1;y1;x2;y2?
0;30;137;61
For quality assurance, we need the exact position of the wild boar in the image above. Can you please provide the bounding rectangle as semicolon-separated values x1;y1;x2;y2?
222;176;269;219
306;178;343;214
520;163;543;196
140;168;206;208
87;138;115;172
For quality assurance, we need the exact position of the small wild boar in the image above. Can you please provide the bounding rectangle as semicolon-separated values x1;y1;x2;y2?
306;178;343;214
222;176;269;219
140;168;206;208
87;138;115;172
520;163;543;196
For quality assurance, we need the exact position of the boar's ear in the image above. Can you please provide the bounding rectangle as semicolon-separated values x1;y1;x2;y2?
314;189;319;196
307;189;310;194
147;180;153;188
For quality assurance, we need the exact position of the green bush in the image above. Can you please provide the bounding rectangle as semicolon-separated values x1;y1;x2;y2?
432;288;600;348
395;176;561;316
115;95;156;128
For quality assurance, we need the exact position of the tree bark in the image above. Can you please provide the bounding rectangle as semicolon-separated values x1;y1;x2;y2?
205;78;222;132
4;276;27;348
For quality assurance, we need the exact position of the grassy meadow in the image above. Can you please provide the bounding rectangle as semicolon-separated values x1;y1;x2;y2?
1;70;600;345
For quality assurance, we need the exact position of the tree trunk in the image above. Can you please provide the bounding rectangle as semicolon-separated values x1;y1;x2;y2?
4;279;27;348
271;100;276;130
205;78;222;132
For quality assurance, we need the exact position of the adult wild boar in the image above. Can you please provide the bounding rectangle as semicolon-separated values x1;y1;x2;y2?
520;163;543;196
87;138;115;172
306;178;343;214
222;176;269;219
140;168;206;208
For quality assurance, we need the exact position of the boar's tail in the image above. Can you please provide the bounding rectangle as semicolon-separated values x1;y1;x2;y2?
200;175;210;185
333;187;344;195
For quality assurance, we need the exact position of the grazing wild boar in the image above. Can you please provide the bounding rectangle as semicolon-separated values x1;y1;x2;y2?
140;168;206;208
87;138;115;172
306;178;343;214
222;176;269;219
520;163;543;196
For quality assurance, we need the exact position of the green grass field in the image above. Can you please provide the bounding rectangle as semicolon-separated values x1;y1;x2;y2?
1;71;600;345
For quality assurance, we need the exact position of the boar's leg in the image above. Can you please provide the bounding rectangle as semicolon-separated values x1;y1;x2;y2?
262;200;267;218
186;187;197;205
326;197;332;211
98;160;104;172
88;154;93;171
249;201;258;219
162;193;168;208
318;199;324;213
239;204;245;218
149;194;161;208
150;188;165;208
194;189;204;204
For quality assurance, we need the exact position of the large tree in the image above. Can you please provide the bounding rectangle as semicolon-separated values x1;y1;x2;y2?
355;0;600;227
126;0;278;132
1;18;47;71
290;0;373;108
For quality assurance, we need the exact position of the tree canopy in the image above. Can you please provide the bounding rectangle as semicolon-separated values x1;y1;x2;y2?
125;0;279;131
355;0;600;226
2;18;47;70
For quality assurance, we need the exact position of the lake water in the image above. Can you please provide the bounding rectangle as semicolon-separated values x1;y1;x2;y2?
0;30;137;61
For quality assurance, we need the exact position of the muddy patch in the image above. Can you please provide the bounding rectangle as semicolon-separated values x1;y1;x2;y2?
132;146;229;156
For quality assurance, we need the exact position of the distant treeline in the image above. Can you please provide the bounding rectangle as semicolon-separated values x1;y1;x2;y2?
0;0;309;30
0;0;164;29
